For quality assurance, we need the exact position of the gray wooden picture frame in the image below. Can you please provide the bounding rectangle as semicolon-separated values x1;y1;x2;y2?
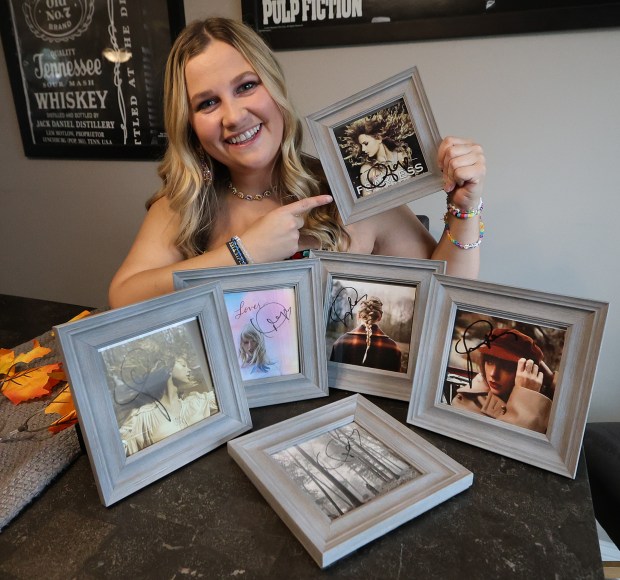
407;274;608;478
312;250;445;400
172;259;328;408
54;282;252;506
305;67;443;225
228;394;473;568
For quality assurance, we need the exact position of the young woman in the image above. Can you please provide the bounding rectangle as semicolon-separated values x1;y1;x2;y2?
108;17;486;309
451;328;554;433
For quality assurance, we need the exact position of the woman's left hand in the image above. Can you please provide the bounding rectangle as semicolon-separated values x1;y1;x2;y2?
438;136;486;210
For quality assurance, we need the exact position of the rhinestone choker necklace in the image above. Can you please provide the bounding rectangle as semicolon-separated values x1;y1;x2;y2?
228;182;272;201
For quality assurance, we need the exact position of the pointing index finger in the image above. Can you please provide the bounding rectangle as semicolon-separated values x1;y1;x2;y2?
286;194;333;216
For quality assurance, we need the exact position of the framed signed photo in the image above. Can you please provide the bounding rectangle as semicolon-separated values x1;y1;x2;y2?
312;250;445;400
173;259;328;408
54;282;252;506
407;275;608;478
228;394;473;568
306;68;443;224
0;0;185;159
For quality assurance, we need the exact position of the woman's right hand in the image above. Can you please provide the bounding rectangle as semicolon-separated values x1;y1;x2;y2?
239;194;333;262
514;358;544;393
108;194;333;308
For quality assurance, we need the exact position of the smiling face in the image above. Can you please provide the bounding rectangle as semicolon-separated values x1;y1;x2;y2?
185;40;284;185
483;356;517;400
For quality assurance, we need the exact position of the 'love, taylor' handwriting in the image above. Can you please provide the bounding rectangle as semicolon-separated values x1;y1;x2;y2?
234;299;261;320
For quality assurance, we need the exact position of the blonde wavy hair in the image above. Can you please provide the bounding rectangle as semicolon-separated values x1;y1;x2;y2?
357;297;384;364
148;17;350;257
238;324;272;369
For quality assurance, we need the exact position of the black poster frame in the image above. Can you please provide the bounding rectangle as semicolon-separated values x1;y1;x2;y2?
0;0;185;160
241;1;620;50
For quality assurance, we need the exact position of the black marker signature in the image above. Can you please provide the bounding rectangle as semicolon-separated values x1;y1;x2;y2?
360;157;415;190
251;302;292;337
329;286;367;325
116;348;171;421
318;428;362;470
454;320;519;387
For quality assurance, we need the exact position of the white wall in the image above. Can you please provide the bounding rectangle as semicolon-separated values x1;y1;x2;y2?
1;0;618;422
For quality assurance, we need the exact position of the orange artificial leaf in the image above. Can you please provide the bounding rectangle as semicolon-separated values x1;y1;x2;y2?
47;410;78;434
68;310;92;322
1;362;63;404
0;339;63;404
51;310;92;339
0;340;51;376
0;348;18;376
45;386;78;433
13;339;52;366
48;370;67;382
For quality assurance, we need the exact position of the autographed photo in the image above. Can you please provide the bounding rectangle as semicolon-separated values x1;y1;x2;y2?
326;278;416;374
271;421;420;520
333;99;428;199
224;288;300;381
100;319;219;457
444;310;565;435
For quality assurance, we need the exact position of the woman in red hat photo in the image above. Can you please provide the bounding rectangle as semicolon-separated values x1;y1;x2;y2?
451;327;557;433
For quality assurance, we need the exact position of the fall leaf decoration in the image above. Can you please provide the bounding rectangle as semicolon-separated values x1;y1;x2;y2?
0;309;91;435
50;309;91;337
0;340;65;404
45;384;78;434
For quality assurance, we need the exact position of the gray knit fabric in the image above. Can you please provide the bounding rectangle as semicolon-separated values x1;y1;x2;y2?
0;329;81;532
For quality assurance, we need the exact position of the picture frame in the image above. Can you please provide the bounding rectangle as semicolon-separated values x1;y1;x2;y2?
241;0;620;50
0;0;185;159
172;259;328;408
228;393;473;568
312;250;445;400
54;281;252;506
306;67;443;225
407;274;608;478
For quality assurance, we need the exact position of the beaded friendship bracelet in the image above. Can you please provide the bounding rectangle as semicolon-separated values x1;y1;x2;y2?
233;236;254;264
226;236;251;265
443;212;485;250
447;197;483;219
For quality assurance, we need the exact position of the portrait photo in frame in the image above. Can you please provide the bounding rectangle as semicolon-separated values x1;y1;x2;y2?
312;250;445;400
173;259;328;408
407;274;608;478
228;394;473;569
54;281;252;506
306;67;443;225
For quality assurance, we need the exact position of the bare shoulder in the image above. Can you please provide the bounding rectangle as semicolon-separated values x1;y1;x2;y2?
120;196;183;269
148;196;179;226
139;197;183;244
347;204;436;258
